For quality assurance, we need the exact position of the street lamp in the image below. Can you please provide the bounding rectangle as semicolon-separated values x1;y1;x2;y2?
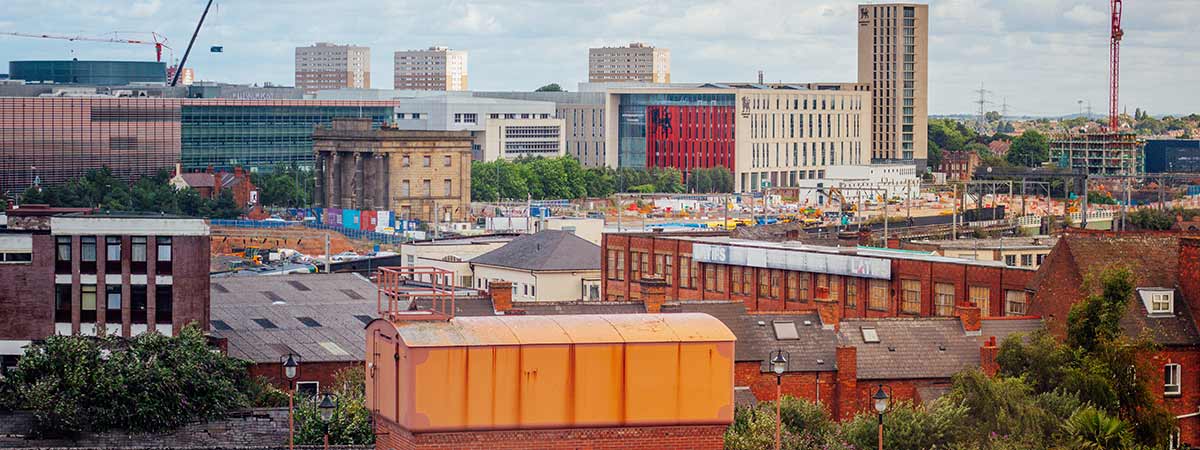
280;353;301;450
873;384;893;450
770;349;789;450
318;393;339;450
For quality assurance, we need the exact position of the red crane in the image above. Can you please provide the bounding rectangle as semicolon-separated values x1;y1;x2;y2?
1109;0;1124;131
0;31;170;62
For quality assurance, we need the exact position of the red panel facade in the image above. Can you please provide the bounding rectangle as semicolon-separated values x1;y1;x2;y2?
645;105;735;176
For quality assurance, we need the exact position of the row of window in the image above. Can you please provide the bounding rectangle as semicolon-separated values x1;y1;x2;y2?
399;179;455;198
751;141;864;169
744;95;862;112
56;236;171;274
53;283;172;324
748;112;862;141
401;154;454;168
1003;253;1047;268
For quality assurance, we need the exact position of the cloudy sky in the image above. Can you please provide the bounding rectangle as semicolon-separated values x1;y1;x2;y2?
2;0;1197;116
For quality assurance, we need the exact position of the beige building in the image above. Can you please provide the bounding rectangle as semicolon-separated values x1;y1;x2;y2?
905;236;1058;269
470;230;602;302
295;42;371;94
393;46;468;91
399;234;517;287
481;118;566;161
857;3;928;168
313;118;472;223
588;43;670;83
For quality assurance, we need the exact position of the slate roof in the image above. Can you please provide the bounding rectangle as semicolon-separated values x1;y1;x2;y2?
470;230;600;271
180;173;215;188
210;273;379;364
1031;233;1199;346
663;301;838;373
838;318;981;380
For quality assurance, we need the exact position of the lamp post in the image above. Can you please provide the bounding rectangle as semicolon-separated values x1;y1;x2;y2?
281;353;301;450
770;349;789;450
872;384;892;450
318;393;338;450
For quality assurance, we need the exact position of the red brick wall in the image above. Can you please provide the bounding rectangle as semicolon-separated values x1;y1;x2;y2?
172;235;210;333
1148;348;1200;445
1029;240;1085;338
374;415;727;450
0;234;55;341
1180;238;1200;325
249;361;360;392
734;361;837;413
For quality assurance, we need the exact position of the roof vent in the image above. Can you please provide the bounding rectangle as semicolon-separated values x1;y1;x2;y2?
887;346;896;352
938;344;946;351
802;320;813;327
757;320;766;326
816;359;825;365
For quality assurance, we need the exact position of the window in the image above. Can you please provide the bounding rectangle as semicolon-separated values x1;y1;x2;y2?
56;236;71;262
0;252;31;263
156;286;172;324
443;179;452;196
1004;255;1016;266
901;280;921;314
770;270;782;299
81;285;97;323
402;156;411;167
55;284;71;322
1005;290;1027;316
773;321;799;340
156;237;172;274
606;250;617;280
1020;254;1033;267
106;236;121;261
861;327;880;343
742;267;754;296
1151;292;1174;314
759;270;770;298
297;381;319;398
401;180;410;197
798;272;811;302
731;267;742;295
969;286;991;317
934;283;955;316
691;259;699;289
630;251;641;282
786;272;799;302
121;285;145;324
132;237;147;262
846;281;858;308
80;236;96;262
829;275;841;302
443;155;452;166
1165;364;1182;396
423;179;432;197
105;286;122;323
677;256;689;288
422;155;431;167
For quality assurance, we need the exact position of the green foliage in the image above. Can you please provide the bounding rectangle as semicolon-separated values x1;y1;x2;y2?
251;165;313;208
19;167;244;219
943;369;1079;448
245;376;290;408
1066;267;1135;352
685;166;735;193
1065;407;1134;450
724;396;836;450
838;400;969;450
293;368;374;445
534;83;564;92
471;156;691;201
1005;130;1050;167
1087;190;1118;205
1127;208;1176;230
0;325;250;437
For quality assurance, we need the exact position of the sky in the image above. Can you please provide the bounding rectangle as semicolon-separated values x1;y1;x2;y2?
1;0;1198;116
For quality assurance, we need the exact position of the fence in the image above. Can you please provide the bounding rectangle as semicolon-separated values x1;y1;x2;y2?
209;219;410;246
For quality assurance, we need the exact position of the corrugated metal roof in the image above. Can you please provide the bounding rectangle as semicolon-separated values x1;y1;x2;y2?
393;313;734;348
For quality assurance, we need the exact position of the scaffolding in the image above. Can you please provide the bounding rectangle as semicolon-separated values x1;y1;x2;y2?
1050;131;1143;176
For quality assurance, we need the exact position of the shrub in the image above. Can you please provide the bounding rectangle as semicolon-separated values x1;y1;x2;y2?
293;367;374;445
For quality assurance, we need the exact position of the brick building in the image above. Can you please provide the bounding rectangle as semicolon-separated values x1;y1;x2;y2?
939;150;980;182
601;232;1036;319
168;164;264;219
313;118;473;223
1028;230;1200;444
209;273;379;394
0;206;210;370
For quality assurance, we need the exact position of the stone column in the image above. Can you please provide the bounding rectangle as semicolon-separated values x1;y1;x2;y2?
314;152;326;207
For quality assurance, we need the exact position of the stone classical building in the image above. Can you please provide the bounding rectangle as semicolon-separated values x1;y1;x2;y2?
313;118;472;223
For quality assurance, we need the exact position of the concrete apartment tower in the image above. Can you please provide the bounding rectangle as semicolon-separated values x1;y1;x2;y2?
393;46;469;91
294;43;371;94
588;43;671;83
857;3;928;170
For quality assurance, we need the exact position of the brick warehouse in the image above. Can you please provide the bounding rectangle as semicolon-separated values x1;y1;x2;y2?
0;206;210;370
1028;230;1200;445
601;232;1036;319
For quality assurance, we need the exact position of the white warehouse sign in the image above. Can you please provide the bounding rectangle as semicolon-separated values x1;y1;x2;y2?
693;243;891;280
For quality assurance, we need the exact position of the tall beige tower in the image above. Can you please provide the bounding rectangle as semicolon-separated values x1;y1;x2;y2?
858;3;928;169
393;46;469;91
294;43;371;94
588;43;670;83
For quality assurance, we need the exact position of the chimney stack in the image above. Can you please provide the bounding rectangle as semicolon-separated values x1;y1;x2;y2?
489;280;514;313
834;346;858;421
980;336;1000;376
639;276;668;313
814;287;840;330
955;302;982;334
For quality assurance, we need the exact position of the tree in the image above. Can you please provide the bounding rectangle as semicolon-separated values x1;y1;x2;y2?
17;166;245;219
0;326;252;437
535;83;564;92
1006;130;1050;167
985;111;1002;122
1127;208;1175;230
293;368;374;445
838;401;969;450
1065;407;1134;450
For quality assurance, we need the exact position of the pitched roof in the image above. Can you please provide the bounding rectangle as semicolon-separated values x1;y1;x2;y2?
662;301;838;373
180;173;215;188
1030;232;1198;345
209;273;379;363
470;230;600;271
838;318;980;380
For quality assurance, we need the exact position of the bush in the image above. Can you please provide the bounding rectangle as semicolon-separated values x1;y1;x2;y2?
724;396;836;450
837;400;969;450
0;325;250;437
293;367;374;445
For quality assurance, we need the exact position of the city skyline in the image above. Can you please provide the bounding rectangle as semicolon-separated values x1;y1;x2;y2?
1;0;1198;116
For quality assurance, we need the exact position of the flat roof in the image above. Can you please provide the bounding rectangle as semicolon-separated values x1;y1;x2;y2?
667;235;1030;270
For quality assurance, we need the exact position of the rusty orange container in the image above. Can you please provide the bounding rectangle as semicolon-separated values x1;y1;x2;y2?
365;313;736;432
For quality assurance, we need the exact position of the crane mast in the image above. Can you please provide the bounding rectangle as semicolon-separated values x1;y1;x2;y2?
1109;0;1123;131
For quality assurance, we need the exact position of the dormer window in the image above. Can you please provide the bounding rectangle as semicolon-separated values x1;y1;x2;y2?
1151;292;1174;314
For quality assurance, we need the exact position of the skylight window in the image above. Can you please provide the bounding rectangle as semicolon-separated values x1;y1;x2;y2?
287;280;311;292
354;315;374;326
861;326;880;343
773;321;799;340
320;342;349;356
341;289;364;300
252;318;277;329
211;320;232;331
297;317;322;327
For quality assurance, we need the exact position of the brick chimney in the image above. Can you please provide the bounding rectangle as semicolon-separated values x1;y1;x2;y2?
955;302;982;335
834;346;858;421
1180;238;1200;321
814;299;840;332
980;336;1000;376
489;280;514;313
639;276;668;313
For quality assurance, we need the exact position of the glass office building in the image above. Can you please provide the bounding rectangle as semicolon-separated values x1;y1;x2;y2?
180;101;392;171
616;93;734;168
9;60;167;85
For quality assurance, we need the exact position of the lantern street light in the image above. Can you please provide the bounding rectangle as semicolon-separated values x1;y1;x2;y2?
318;393;339;450
280;353;301;450
873;384;893;450
770;349;789;450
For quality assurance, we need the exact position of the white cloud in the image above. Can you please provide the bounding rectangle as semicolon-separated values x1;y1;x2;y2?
1063;4;1106;26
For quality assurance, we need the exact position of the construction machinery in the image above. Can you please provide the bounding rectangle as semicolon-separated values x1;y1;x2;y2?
0;31;170;61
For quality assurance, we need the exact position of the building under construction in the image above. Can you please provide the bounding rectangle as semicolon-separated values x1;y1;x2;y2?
1050;131;1143;175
